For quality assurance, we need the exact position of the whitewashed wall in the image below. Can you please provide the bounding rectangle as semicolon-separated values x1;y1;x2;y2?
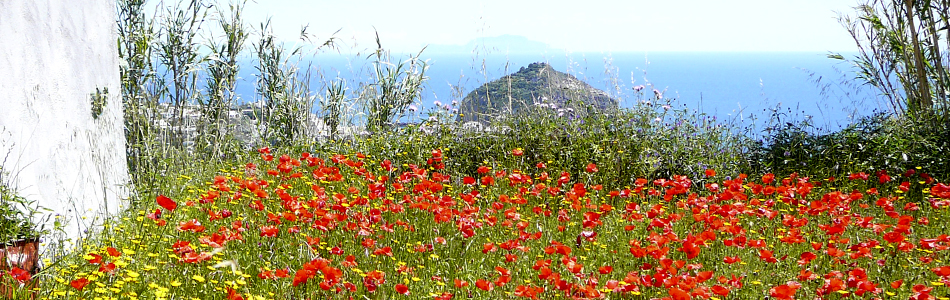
0;0;128;247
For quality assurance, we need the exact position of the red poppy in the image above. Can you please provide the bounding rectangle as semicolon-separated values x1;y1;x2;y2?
668;287;690;300
292;269;314;287
883;231;905;243
177;219;205;233
769;281;801;300
179;252;212;264
226;288;245;300
372;247;393;257
341;255;357;267
70;277;89;290
98;262;117;274
933;266;950;277
514;285;543;299
711;285;730;296
395;284;410;295
8;267;30;283
585;163;598;173
363;270;385;292
106;247;121;257
798;252;816;266
435;292;453;300
680;241;700;259
260;225;279;237
476;279;493;291
759;249;778;263
891;279;903;289
157;194;177;211
330;246;344;255
87;253;103;265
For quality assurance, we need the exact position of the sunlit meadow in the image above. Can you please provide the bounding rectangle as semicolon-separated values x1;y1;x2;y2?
8;144;950;300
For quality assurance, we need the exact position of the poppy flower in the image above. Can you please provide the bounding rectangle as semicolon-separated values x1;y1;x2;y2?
86;253;103;265
70;277;90;290
226;288;245;300
883;231;905;243
177;219;206;233
668;287;690;300
98;262;117;274
769;281;801;300
292;269;315;287
711;285;730;296
372;247;393;257
157;194;177;211
386;283;408;296
933;266;950;277
514;285;543;299
8;267;30;283
680;241;700;259
274;269;290;278
435;292;454;300
798;252;816;265
476;279;493;291
362;270;385;292
585;163;598;173
759;249;778;263
890;279;903;289
260;225;279;237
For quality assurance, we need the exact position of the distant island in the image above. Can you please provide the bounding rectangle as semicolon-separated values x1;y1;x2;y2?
457;62;618;124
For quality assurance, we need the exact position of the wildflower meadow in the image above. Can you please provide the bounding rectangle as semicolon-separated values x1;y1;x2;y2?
12;145;950;300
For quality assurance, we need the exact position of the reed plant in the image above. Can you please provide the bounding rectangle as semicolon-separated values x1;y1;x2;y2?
197;0;249;158
320;79;348;140
362;34;429;133
833;0;950;127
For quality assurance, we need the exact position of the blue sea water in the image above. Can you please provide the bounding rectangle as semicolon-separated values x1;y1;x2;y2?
233;52;881;131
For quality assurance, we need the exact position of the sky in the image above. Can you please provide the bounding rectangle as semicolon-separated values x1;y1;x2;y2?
234;0;863;53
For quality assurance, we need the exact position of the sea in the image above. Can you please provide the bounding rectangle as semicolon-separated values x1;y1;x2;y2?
232;51;882;132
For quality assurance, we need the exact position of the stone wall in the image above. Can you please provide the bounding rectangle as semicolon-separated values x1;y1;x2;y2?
0;0;128;247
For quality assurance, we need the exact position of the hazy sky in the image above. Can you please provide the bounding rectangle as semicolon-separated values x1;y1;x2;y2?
235;0;862;53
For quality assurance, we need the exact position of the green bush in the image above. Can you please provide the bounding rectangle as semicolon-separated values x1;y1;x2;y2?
752;112;950;181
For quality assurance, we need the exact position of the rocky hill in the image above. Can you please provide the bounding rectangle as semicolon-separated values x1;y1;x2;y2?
457;62;618;123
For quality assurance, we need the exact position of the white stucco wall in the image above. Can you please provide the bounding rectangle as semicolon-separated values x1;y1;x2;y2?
0;0;128;248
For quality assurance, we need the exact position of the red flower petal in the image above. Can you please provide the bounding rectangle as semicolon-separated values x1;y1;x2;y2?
157;194;177;211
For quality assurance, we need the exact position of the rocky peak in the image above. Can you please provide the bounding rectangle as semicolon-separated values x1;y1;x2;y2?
457;62;617;123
